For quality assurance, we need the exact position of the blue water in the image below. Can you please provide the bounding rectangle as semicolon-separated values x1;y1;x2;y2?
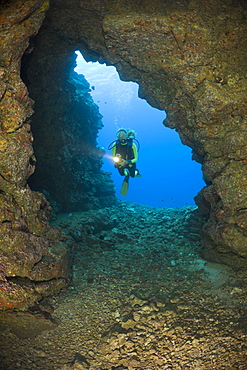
75;52;205;208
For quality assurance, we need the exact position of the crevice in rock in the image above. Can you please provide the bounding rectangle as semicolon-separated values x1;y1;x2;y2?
6;276;35;287
1;220;11;224
6;275;66;286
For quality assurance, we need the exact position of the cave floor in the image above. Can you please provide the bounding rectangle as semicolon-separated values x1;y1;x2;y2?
0;202;247;370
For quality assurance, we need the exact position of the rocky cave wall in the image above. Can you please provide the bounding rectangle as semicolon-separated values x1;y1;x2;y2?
0;0;247;310
0;0;116;310
0;0;73;311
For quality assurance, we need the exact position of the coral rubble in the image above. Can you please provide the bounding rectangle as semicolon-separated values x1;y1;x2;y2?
0;204;247;369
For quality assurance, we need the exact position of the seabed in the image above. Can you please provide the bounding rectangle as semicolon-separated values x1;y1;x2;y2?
0;202;247;369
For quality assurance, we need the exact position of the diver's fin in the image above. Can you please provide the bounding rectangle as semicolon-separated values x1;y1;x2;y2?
135;170;142;177
120;175;129;196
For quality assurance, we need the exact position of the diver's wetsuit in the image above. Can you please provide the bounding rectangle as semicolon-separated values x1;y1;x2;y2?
112;139;138;178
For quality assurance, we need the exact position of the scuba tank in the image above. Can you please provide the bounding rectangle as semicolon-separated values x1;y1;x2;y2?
108;128;140;151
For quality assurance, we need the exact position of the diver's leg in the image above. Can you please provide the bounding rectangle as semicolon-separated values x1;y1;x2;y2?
118;167;125;176
129;164;136;178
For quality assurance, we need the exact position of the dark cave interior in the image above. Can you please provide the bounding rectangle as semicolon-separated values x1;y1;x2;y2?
21;44;116;213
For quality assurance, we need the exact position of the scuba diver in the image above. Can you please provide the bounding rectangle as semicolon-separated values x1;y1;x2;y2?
108;128;141;196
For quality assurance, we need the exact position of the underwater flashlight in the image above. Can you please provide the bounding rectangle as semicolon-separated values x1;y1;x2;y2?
113;156;120;163
113;154;124;164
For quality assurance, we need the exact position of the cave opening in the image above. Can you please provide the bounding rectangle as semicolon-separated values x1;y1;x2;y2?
22;43;205;213
74;51;205;208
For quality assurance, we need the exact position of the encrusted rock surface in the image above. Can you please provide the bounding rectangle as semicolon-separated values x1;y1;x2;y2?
0;204;247;369
0;0;71;310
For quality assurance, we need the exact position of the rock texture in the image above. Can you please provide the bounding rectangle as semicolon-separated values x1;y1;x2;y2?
0;0;71;310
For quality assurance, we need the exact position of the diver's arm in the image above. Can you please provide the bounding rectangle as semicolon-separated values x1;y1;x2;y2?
112;144;116;157
129;143;138;163
112;144;124;167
